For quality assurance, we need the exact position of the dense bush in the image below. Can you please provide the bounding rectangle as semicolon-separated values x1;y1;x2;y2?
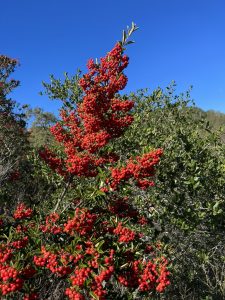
0;55;30;209
119;86;225;299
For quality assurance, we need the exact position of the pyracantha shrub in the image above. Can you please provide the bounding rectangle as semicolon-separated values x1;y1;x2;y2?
0;24;170;299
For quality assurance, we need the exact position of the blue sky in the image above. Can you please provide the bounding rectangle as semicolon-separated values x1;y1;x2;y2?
1;0;225;114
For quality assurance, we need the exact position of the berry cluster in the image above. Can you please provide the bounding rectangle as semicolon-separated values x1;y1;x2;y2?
33;246;72;276
117;258;170;292
40;212;62;234
63;208;97;236
0;245;12;264
11;236;29;249
23;293;39;300
0;264;23;295
109;149;163;190
65;244;115;299
13;202;33;220
39;147;67;177
70;267;91;287
65;289;85;300
40;43;134;178
113;222;136;243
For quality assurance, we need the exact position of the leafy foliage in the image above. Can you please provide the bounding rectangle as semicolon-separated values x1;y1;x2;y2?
0;55;29;207
117;85;225;299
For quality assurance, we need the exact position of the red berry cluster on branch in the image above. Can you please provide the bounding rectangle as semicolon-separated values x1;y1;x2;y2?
64;208;97;236
113;222;136;243
40;212;62;234
109;149;163;190
33;246;72;276
117;258;170;292
40;43;134;178
0;264;23;295
13;202;33;220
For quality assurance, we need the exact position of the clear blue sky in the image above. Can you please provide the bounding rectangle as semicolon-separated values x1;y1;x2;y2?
1;0;225;113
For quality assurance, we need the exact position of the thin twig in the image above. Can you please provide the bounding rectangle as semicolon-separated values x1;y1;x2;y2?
53;175;73;212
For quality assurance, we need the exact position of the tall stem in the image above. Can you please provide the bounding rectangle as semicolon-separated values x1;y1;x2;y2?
53;175;73;212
